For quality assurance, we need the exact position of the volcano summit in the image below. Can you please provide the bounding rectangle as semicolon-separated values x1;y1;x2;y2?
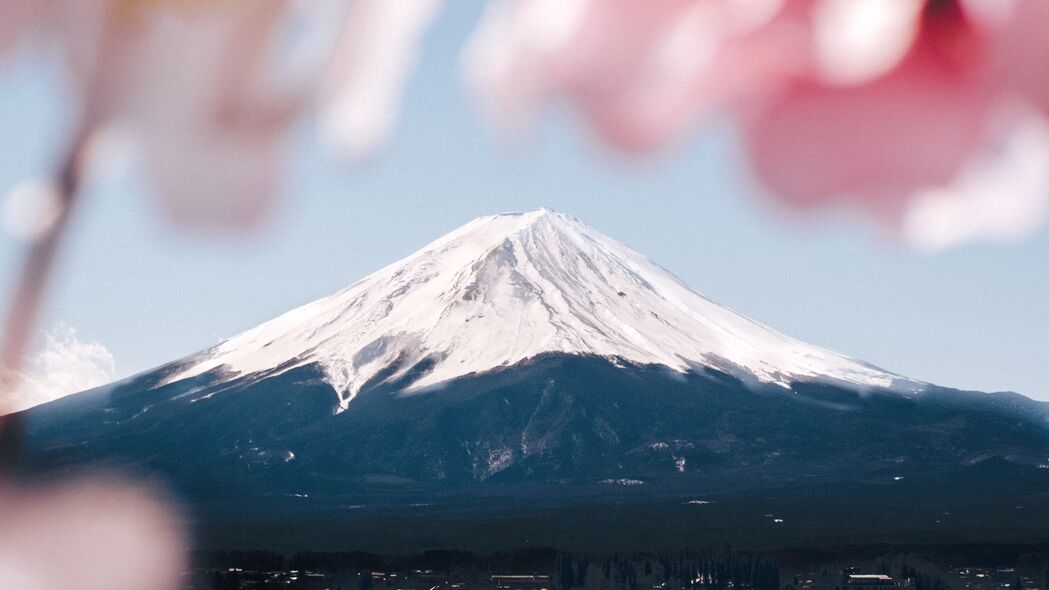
170;208;914;409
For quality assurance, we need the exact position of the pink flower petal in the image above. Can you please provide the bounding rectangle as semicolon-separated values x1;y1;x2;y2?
743;2;994;214
980;0;1049;114
465;0;786;150
320;0;444;160
0;0;49;59
809;0;924;85
899;108;1049;249
0;478;186;590
55;1;296;229
556;0;784;150
464;0;591;136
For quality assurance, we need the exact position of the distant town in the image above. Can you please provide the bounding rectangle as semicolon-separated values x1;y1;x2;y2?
184;547;1049;590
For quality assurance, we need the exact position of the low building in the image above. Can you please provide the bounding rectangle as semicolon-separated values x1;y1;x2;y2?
845;574;898;590
490;574;551;590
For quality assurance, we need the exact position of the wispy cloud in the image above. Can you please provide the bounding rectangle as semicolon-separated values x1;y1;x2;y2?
4;325;116;414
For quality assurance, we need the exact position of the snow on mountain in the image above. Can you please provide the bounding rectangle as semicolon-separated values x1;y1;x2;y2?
169;208;916;411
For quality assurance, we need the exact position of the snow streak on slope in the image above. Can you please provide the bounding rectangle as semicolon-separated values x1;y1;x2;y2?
171;209;913;411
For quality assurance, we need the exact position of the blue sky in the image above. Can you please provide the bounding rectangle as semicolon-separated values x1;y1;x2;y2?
1;3;1047;400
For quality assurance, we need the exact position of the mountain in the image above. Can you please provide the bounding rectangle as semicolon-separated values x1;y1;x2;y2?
168;208;916;411
19;209;1049;550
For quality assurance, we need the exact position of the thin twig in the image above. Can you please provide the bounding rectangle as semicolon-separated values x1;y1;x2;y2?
0;133;88;470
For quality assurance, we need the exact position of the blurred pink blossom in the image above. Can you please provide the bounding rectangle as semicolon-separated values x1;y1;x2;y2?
466;0;1049;249
0;477;186;590
464;0;788;150
1;0;441;229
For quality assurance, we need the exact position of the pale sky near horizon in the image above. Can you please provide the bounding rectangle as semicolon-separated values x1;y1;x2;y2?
1;3;1047;404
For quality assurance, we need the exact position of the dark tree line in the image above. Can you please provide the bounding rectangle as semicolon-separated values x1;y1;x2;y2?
557;549;779;590
194;547;780;590
899;564;948;590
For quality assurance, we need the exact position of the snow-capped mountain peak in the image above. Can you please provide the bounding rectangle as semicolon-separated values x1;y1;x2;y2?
170;208;913;411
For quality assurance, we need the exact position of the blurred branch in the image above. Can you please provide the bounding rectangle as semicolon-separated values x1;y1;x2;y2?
0;133;88;471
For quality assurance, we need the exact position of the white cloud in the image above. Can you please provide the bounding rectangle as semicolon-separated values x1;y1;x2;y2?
3;325;117;415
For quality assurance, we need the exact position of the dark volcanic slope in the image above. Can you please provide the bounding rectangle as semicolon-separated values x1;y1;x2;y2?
19;354;1049;549
23;355;1049;495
